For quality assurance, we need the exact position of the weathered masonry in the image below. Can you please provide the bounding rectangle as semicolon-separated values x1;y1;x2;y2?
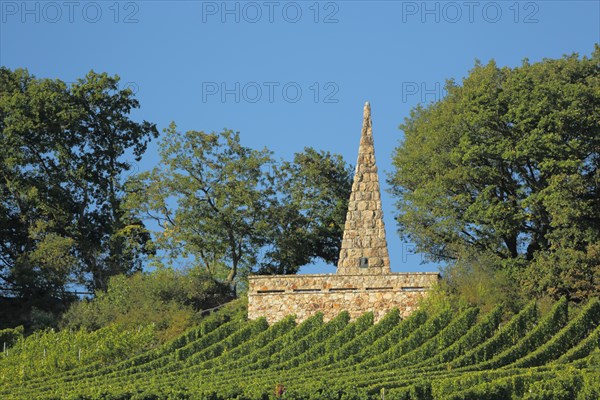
248;103;439;323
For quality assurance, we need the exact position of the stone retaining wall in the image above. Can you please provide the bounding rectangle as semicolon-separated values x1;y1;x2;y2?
248;273;439;323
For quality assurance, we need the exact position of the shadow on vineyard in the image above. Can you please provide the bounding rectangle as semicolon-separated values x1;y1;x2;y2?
1;297;598;399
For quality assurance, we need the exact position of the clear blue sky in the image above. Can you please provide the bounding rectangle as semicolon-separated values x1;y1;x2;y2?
1;1;599;274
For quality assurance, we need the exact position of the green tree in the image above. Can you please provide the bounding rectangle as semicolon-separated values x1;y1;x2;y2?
259;148;352;274
126;124;275;284
0;68;157;326
66;71;158;291
388;47;600;302
125;126;352;284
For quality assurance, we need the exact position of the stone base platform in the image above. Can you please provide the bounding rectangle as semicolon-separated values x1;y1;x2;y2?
247;273;439;324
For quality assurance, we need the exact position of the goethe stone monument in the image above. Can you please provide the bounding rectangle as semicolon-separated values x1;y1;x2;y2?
248;103;439;323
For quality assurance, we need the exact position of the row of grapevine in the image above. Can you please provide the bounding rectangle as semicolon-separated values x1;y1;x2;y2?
2;297;598;399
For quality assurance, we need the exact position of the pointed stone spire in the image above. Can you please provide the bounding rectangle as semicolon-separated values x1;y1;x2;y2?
337;102;391;275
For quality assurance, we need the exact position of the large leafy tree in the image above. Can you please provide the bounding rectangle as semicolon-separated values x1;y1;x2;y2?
389;47;600;301
126;124;275;284
65;72;158;291
259;148;352;274
0;68;157;321
126;125;352;284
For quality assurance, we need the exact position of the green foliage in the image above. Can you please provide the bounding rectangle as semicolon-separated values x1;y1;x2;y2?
259;148;353;274
359;308;453;367
332;308;399;363
266;311;349;368
556;324;600;364
275;311;371;370
338;308;418;365
450;300;538;368
389;47;600;302
515;298;600;367
0;324;156;386
441;255;526;313
3;298;597;399
0;67;157;328
61;268;234;341
386;307;480;369
198;314;296;371
473;296;568;370
125;126;352;283
125;125;274;283
521;372;584;400
0;326;24;348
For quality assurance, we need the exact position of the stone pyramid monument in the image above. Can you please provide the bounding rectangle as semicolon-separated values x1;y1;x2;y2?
247;102;439;324
337;102;391;275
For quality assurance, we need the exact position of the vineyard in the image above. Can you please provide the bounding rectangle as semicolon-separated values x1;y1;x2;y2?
1;297;599;399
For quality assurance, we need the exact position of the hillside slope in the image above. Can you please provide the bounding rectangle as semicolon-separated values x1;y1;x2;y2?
2;298;599;399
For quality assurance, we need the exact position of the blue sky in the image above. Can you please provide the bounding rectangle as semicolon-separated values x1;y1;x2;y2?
1;0;599;274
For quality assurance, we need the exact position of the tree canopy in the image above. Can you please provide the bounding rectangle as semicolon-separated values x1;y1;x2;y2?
125;125;352;285
258;148;352;275
0;67;352;328
0;68;158;327
389;46;600;302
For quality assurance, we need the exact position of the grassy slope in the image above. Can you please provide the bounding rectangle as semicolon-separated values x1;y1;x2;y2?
1;297;598;399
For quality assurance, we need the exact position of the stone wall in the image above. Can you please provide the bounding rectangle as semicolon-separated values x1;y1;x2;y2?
248;273;439;323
